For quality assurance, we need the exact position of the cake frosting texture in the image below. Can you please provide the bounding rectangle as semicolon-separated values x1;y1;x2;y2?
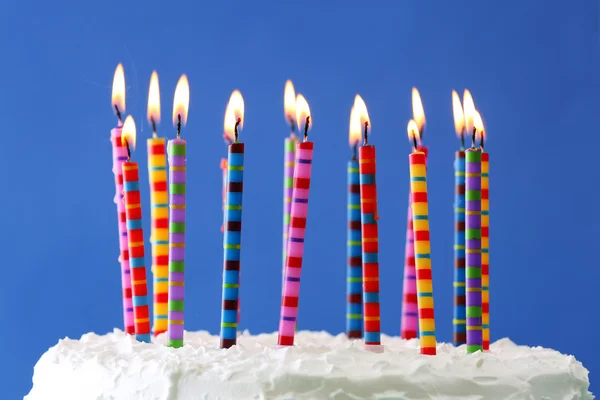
26;330;592;400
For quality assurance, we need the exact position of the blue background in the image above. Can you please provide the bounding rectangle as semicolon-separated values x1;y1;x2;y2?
1;0;597;398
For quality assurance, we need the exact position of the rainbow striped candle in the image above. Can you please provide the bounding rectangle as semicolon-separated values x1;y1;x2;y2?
346;158;362;339
110;124;135;336
465;149;482;353
220;142;245;348
278;141;314;346
453;150;466;345
408;149;436;355
481;152;490;350
282;136;297;288
147;138;169;336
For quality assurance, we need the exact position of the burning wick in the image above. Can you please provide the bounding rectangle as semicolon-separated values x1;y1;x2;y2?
124;137;131;161
177;114;182;138
352;143;358;160
150;117;157;139
234;118;242;143
362;122;370;146
303;116;311;142
115;105;122;124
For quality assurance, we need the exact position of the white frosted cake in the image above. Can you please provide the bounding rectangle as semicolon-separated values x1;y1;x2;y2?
26;330;592;400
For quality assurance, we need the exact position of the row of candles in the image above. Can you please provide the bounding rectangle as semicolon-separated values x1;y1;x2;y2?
109;63;489;355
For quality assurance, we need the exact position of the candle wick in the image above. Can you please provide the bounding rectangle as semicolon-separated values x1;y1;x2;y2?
412;131;418;152
480;133;485;152
363;122;369;146
460;131;465;150
471;127;477;148
115;105;122;124
234;118;241;143
124;137;131;161
151;117;157;139
289;117;296;137
303;116;310;142
177;114;182;138
352;143;358;160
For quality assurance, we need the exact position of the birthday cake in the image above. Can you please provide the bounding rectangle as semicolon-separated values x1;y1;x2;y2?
26;330;592;400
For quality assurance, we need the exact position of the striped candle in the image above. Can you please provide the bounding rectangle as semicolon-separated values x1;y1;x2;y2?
401;146;428;340
408;151;436;355
147;138;169;336
481;152;490;350
465;149;482;353
278;141;314;346
220;142;245;348
346;159;362;339
282;137;297;289
110;125;135;336
122;162;151;343
167;138;187;348
453;150;466;345
220;158;228;233
359;145;381;346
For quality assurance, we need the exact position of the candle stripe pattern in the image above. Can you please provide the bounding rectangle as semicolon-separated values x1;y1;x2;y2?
278;141;314;346
147;138;169;337
408;151;436;355
167;138;187;348
453;150;466;345
221;143;245;348
347;159;363;339
359;145;381;346
401;147;427;340
282;137;296;289
220;158;228;233
481;152;490;350
110;127;135;336
465;149;483;353
122;162;151;343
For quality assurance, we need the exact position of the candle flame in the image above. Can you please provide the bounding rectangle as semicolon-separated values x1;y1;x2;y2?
172;74;190;126
224;89;245;140
295;94;311;132
412;87;426;134
407;119;420;143
473;110;485;140
112;63;125;115
452;90;465;136
353;94;370;132
121;115;137;150
147;71;161;125
349;106;361;146
463;89;476;135
284;80;296;125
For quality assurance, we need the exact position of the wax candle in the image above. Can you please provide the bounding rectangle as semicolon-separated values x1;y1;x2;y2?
354;95;381;346
346;106;363;339
278;94;313;346
121;116;151;343
401;88;427;340
167;75;189;349
220;90;246;348
110;64;134;335
282;80;298;291
407;119;436;355
478;115;490;351
220;157;228;233
452;90;466;346
146;71;169;337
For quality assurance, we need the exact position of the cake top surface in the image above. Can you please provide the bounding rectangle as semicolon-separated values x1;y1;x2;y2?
26;330;592;400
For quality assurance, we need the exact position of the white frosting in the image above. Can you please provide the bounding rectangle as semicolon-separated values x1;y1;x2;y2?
26;330;592;400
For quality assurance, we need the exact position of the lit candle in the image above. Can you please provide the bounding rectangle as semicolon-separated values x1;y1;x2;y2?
407;119;436;355
355;95;381;346
278;94;313;346
146;71;169;337
167;75;190;348
463;91;483;353
282;80;298;292
110;64;135;336
401;88;428;340
452;89;466;346
220;90;246;348
346;105;363;339
121;116;151;343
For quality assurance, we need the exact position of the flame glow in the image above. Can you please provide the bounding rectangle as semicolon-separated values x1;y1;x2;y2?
121;115;137;150
147;71;161;124
224;90;245;140
463;89;476;135
295;94;311;132
412;87;426;133
452;90;464;136
353;95;370;132
112;63;125;114
284;80;296;125
172;74;190;126
407;119;420;143
349;106;361;146
473;110;485;139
